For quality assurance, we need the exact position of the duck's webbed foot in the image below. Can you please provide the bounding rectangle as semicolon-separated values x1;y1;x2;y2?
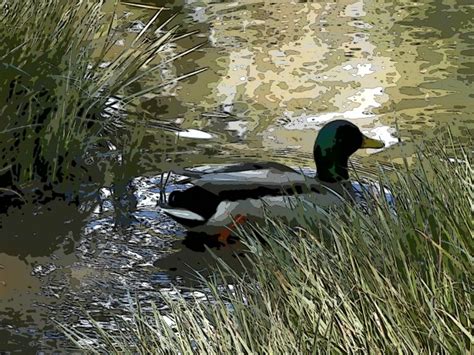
217;214;247;244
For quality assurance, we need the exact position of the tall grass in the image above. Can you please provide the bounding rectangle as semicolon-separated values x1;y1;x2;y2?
0;0;203;201
65;144;473;353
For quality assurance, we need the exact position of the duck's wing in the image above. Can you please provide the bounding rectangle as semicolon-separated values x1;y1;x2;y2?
161;168;343;229
210;162;297;174
172;162;297;183
191;169;324;196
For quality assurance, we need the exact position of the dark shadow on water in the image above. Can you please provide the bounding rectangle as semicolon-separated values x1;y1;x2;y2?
0;199;89;352
154;232;250;288
0;200;87;260
182;232;240;252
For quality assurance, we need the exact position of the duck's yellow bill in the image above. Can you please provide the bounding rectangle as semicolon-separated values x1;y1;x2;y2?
361;135;385;149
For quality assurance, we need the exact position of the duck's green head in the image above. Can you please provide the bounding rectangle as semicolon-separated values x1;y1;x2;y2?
313;120;385;182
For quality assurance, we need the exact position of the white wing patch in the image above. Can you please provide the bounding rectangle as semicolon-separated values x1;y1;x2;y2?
161;207;205;221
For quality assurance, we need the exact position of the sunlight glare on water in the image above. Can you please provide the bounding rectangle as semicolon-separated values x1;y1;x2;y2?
127;0;472;169
1;0;472;351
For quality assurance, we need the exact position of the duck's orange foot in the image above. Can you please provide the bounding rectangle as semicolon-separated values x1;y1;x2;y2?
217;214;247;244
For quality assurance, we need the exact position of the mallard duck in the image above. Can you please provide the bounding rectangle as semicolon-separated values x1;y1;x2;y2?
159;120;385;241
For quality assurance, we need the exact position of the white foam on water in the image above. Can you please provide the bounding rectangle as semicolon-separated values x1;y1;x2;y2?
191;7;207;22
363;125;399;153
226;120;248;138
355;63;375;77
344;0;366;17
289;87;386;127
342;63;374;77
176;129;213;140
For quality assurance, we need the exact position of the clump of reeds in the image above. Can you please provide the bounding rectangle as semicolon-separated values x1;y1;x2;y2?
64;143;472;353
0;0;203;203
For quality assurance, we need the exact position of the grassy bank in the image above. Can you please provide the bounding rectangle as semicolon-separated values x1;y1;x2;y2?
0;0;199;205
65;143;472;353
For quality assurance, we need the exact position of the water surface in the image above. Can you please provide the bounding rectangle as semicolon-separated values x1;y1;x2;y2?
1;0;472;351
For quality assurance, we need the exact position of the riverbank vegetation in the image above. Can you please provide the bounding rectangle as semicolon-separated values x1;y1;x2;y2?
2;0;472;352
66;143;472;353
0;0;200;209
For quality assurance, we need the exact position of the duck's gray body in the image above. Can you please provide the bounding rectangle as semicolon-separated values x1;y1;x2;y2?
160;162;354;235
159;120;387;236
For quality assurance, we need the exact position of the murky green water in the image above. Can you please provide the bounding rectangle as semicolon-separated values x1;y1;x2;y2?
129;0;472;168
1;0;472;351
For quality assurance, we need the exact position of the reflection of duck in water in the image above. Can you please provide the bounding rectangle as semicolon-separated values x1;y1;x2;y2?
160;120;385;241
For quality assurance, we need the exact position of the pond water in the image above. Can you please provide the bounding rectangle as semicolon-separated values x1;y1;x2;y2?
1;0;473;351
127;0;472;169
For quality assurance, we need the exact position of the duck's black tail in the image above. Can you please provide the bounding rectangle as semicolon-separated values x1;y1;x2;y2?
165;186;221;222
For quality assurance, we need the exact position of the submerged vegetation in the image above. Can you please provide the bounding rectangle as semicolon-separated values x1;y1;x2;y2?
65;144;473;353
0;0;202;206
